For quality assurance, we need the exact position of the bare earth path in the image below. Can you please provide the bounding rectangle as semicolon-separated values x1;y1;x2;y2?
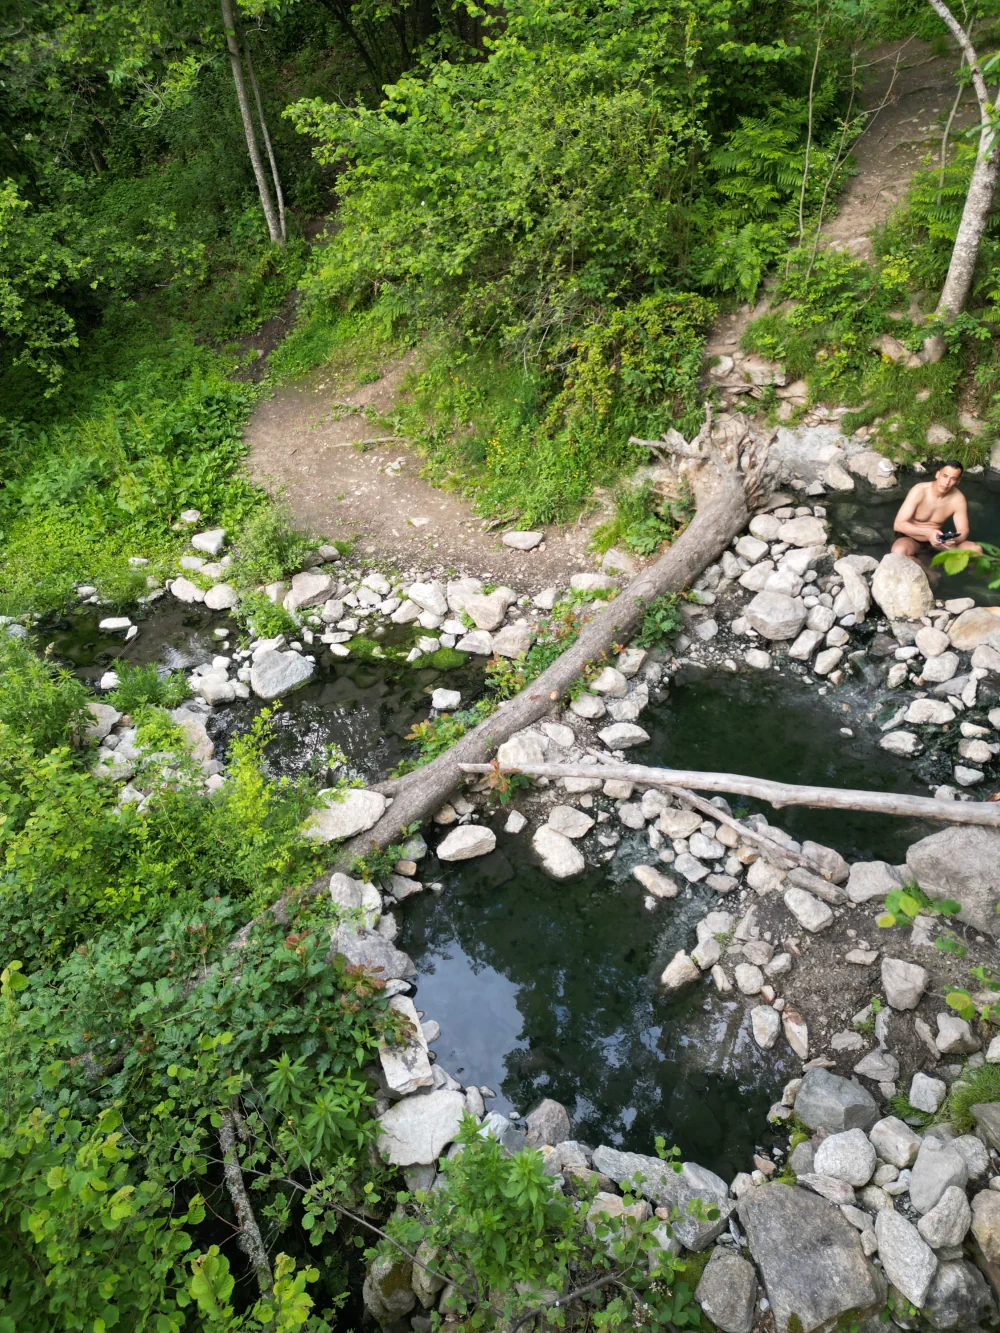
246;353;606;584
707;36;974;356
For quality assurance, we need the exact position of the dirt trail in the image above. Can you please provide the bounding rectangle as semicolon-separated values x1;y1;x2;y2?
246;352;609;584
706;36;974;358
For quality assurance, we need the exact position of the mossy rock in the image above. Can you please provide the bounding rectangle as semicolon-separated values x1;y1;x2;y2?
418;647;468;671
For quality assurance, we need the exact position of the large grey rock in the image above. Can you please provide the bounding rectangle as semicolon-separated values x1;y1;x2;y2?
591;1146;732;1250
906;826;1000;936
694;1250;758;1333
924;1259;996;1330
910;1139;969;1215
329;926;416;980
204;582;239;611
881;956;927;1010
745;591;808;641
948;606;1000;650
250;649;315;700
524;1098;572;1147
871;553;934;621
284;570;335;611
918;1186;972;1249
875;1209;938;1308
329;871;381;928
846;861;903;905
304;787;387;842
436;825;496;861
770;424;847;482
936;1012;980;1054
379;995;433;1096
868;1116;921;1169
463;591;512;631
740;1183;883;1333
972;1188;1000;1264
783;886;834;932
363;1254;415;1321
406;580;449;617
377;1088;466;1165
814;1129;877;1187
780;516;828;547
910;1072;948;1114
597;723;649;749
86;701;121;741
411;1241;446;1308
795;1069;879;1134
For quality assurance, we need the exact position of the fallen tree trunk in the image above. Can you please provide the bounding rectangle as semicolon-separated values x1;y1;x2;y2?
335;412;771;868
458;760;1000;829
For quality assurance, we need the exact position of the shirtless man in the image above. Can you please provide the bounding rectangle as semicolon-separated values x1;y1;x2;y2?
891;461;982;557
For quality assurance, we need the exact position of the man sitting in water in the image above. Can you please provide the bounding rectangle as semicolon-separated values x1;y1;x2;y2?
891;460;982;557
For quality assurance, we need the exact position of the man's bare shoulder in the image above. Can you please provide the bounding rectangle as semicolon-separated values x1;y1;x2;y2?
905;480;931;500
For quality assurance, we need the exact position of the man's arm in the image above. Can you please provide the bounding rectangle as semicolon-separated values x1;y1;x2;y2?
893;486;942;542
952;492;971;543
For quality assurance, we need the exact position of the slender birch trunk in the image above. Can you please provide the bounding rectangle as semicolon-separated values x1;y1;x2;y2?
923;0;998;361
244;38;286;245
220;0;284;246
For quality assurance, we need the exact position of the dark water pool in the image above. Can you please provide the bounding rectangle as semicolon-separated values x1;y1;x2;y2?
826;468;1000;606
403;669;934;1177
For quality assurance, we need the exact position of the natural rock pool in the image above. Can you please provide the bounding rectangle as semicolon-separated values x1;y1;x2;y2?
48;599;935;1179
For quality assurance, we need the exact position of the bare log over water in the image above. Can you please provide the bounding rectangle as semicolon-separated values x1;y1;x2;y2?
335;410;772;867
458;760;1000;828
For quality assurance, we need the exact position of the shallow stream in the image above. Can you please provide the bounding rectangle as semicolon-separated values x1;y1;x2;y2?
48;572;940;1178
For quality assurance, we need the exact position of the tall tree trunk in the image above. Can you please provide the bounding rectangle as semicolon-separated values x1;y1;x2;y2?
244;37;286;245
220;0;284;247
923;0;997;362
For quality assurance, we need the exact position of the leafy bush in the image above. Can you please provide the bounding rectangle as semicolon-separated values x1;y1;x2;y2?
230;502;315;593
635;593;685;648
106;661;192;712
363;1121;707;1331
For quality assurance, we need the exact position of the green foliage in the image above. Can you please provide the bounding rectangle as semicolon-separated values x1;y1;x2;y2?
0;635;90;753
944;1062;1000;1133
635;593;685;649
933;541;1000;588
105;660;192;712
350;841;408;884
397;700;497;774
0;645;326;955
230;502;315;594
371;1120;705;1331
236;590;300;639
877;882;961;930
593;479;693;557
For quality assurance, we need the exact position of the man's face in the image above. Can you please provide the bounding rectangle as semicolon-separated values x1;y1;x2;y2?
935;466;962;493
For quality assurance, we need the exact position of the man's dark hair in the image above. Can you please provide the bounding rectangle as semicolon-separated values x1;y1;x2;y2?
940;459;964;472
